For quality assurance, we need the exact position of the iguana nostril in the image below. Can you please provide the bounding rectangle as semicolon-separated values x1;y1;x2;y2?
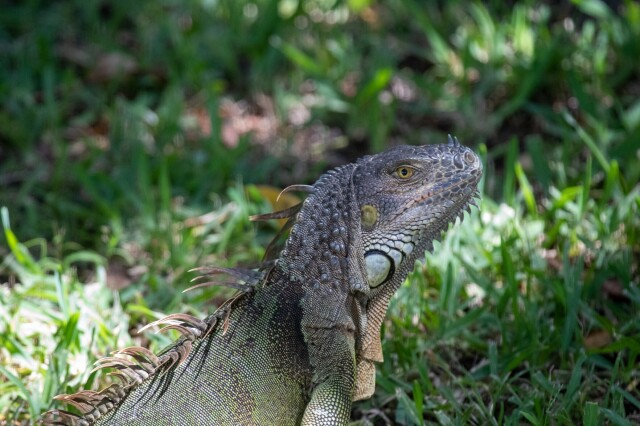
464;151;476;165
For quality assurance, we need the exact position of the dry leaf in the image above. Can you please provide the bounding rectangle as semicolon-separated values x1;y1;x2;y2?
253;185;302;228
583;329;612;350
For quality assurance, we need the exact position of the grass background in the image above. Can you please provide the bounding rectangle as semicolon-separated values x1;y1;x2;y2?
1;0;639;424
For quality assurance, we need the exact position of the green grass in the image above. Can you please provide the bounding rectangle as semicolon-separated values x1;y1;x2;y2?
1;0;639;424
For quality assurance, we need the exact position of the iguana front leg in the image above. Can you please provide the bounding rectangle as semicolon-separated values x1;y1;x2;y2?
301;328;356;425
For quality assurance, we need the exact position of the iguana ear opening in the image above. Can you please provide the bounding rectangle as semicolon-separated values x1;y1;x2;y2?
360;204;378;230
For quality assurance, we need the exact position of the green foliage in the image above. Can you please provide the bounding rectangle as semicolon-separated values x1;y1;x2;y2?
1;0;639;423
1;207;127;422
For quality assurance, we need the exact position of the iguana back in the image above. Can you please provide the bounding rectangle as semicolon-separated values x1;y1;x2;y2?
42;138;482;425
95;277;312;425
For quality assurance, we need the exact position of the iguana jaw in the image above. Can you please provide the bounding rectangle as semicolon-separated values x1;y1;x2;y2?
362;184;480;289
354;187;481;400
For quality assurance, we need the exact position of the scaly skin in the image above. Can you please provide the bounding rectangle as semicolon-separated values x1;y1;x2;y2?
42;137;482;426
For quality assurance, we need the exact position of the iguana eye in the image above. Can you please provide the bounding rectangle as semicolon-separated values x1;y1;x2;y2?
393;165;415;179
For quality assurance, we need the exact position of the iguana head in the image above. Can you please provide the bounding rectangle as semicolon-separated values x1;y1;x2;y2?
350;136;482;399
353;136;482;290
260;137;482;401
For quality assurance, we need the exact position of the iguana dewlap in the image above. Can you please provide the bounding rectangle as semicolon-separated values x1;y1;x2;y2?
42;137;482;426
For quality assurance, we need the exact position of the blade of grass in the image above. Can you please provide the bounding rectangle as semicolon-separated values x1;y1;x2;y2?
563;110;610;174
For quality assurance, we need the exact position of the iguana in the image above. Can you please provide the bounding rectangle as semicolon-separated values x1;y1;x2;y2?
41;136;482;426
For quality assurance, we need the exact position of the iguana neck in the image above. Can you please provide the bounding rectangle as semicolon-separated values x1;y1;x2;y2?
274;164;368;295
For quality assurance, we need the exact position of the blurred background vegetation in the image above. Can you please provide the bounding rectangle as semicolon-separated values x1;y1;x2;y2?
1;0;639;424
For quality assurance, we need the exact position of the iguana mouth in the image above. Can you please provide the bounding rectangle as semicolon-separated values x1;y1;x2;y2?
413;179;479;209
